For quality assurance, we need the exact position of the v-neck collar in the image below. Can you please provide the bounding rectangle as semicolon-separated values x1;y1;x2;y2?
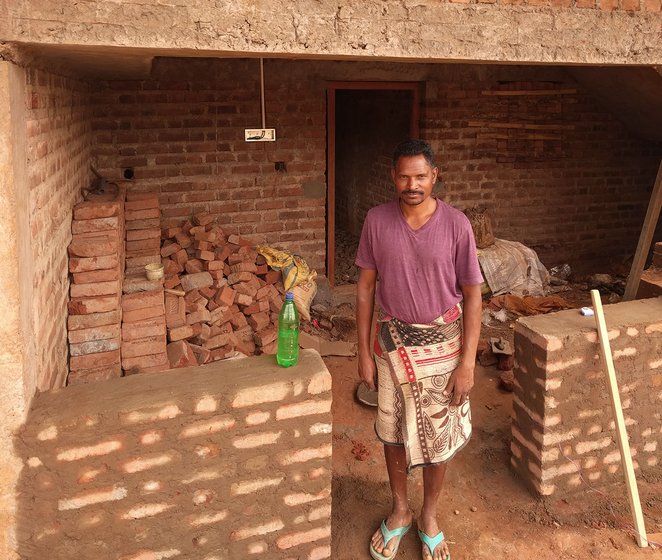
397;198;439;235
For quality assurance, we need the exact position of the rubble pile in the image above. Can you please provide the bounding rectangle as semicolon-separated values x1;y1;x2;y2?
160;214;285;367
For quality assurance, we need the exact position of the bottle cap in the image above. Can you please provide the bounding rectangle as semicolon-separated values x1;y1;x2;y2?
285;292;294;300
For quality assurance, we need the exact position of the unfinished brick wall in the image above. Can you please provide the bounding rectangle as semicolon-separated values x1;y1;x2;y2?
91;58;327;273
91;60;661;277
25;67;94;390
511;297;662;496
15;350;332;559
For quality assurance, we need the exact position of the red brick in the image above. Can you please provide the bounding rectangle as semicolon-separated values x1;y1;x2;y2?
642;0;660;10
227;253;244;266
68;310;121;331
68;295;120;315
167;340;197;368
67;363;122;384
203;333;231;350
68;324;121;344
227;272;255;285
206;260;224;272
216;245;232;263
122;352;169;372
234;293;253;306
181;271;214;292
70;337;120;356
125;197;159;211
184;289;202;304
72;268;121;284
126;192;158;202
187;309;212;324
126;218;160;231
175;249;189;267
70;349;121;370
70;280;121;298
73;201;120;220
186;300;208;314
126;207;160;221
255;264;268;275
68;236;119;258
234;281;258;298
165;294;186;328
210;345;233;361
209;305;229;324
72;216;120;234
197;250;215;261
189;225;206;237
163;276;182;290
230;262;258;274
175;232;192;248
243;299;269;315
126;238;160;253
123;335;167;359
199;286;217;299
193;213;215;226
164;259;183;276
189;343;212;364
254;325;277;347
264;270;281;284
161;242;182;257
163;226;182;238
228;234;253;247
122;289;164;312
123;305;165;323
194;240;213;251
69;255;120;272
184;259;204;273
231;312;249;329
127;227;161;241
122;317;167;341
247;311;270;331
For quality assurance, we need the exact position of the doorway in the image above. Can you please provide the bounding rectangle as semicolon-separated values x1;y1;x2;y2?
326;82;421;286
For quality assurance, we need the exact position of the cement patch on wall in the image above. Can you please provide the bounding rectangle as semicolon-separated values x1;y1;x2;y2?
2;1;662;70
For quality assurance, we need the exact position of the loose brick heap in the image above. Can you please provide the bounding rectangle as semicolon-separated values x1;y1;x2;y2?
121;193;168;374
66;188;126;385
161;214;285;368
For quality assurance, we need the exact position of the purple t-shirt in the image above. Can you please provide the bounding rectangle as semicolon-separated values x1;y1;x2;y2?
355;199;483;324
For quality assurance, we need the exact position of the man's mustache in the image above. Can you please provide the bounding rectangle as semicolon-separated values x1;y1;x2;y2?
402;190;424;195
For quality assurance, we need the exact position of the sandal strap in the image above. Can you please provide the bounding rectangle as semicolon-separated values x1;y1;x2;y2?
380;520;411;543
418;529;446;556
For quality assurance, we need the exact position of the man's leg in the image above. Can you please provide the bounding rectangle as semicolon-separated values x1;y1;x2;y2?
418;463;451;560
370;444;412;557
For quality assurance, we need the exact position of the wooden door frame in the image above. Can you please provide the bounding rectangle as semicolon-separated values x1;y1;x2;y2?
326;81;421;287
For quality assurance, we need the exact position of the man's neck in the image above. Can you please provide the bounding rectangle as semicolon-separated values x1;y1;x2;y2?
399;197;437;229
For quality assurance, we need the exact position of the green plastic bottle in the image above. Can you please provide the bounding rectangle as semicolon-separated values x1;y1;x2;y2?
276;292;299;367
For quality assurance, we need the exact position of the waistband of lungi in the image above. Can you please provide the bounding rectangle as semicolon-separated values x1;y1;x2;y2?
378;302;463;328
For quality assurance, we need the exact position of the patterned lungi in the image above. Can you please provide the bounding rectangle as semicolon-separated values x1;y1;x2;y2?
374;304;472;470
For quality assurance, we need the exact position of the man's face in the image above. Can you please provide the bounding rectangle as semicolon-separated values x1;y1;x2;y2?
391;154;438;207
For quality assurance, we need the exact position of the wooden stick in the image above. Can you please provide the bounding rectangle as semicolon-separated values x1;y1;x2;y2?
623;159;662;301
591;290;648;547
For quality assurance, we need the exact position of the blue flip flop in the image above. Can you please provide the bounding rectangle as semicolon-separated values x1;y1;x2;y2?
369;520;412;560
418;529;449;560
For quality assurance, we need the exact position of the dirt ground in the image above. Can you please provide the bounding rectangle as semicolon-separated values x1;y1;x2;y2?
320;282;662;560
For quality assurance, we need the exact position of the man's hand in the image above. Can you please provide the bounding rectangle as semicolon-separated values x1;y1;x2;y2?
444;361;475;406
358;351;377;391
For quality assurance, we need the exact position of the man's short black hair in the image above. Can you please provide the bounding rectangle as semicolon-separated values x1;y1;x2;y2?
393;139;436;169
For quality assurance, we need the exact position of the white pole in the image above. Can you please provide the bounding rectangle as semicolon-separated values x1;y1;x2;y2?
591;289;648;547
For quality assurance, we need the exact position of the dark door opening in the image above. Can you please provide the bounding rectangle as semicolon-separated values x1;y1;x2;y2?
327;83;420;287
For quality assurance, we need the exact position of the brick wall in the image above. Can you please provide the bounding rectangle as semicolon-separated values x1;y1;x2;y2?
25;68;94;390
15;350;332;559
91;58;327;273
91;60;661;278
423;78;662;272
511;297;662;496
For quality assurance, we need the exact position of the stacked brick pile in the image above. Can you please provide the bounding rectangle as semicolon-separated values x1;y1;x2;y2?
66;188;125;385
121;193;168;374
161;214;285;368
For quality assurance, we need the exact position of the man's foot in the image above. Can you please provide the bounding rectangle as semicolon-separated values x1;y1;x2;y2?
417;516;450;560
369;510;413;559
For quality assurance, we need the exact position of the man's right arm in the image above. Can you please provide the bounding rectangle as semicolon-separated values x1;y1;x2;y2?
356;267;378;390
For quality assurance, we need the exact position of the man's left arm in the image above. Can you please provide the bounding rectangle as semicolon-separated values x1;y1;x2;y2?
447;283;482;406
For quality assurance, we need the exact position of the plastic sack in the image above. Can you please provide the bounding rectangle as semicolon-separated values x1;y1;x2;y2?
255;246;312;291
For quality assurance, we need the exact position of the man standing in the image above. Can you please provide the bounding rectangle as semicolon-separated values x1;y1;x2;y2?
355;139;483;560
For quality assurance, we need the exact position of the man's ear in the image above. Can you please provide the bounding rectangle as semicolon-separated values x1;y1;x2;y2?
432;166;439;183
